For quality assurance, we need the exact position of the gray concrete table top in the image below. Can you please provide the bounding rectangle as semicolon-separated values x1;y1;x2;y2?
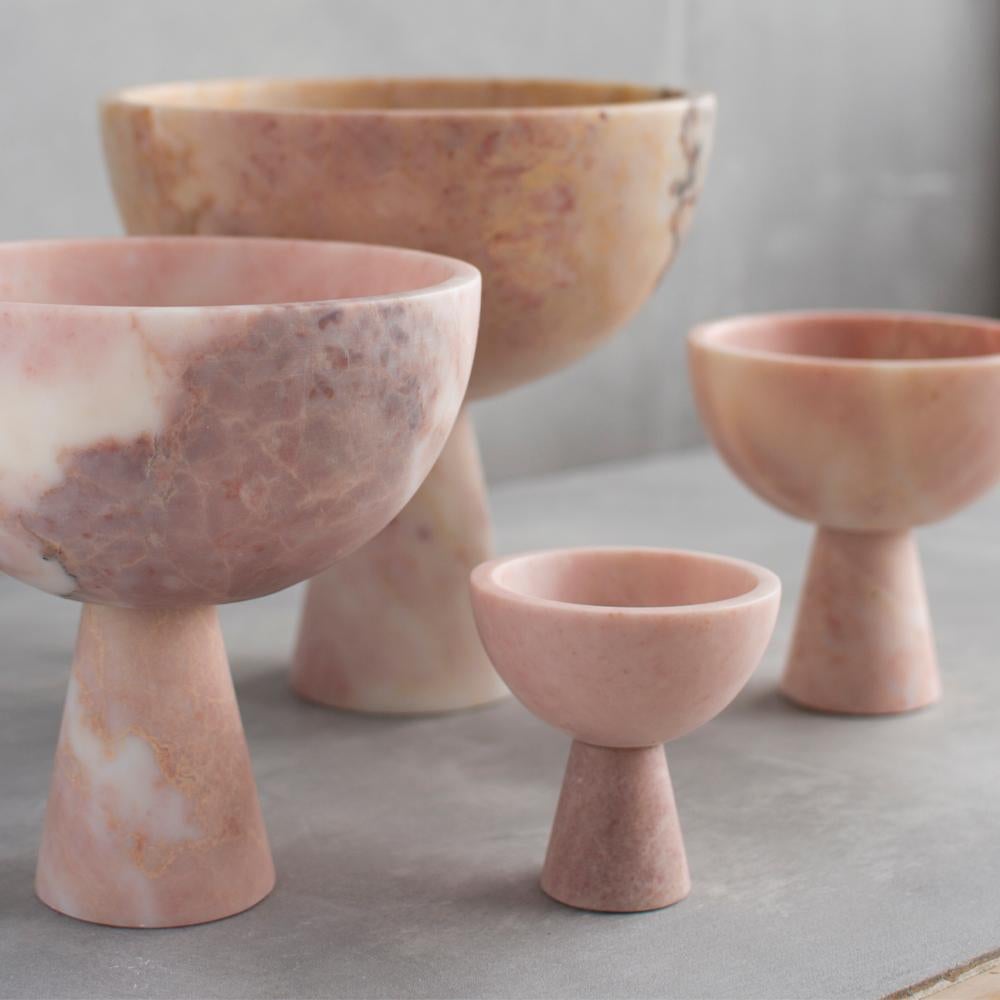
2;448;998;1000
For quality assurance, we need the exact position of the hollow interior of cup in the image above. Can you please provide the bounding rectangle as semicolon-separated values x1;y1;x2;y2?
491;549;761;610
115;78;680;113
0;239;466;308
699;313;1000;362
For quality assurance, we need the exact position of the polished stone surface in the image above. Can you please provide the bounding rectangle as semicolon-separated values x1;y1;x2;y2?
103;76;716;715
2;448;999;998
690;310;1000;716
0;237;479;606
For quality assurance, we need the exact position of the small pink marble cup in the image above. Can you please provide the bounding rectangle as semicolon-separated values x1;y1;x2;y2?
470;547;780;912
0;236;479;926
689;310;1000;715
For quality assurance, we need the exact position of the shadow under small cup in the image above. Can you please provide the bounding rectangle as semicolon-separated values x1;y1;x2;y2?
689;311;1000;715
0;236;479;927
102;77;717;715
470;547;780;912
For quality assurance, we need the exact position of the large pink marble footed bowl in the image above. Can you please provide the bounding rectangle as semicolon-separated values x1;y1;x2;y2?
690;311;1000;715
0;237;478;927
470;547;780;912
101;78;716;714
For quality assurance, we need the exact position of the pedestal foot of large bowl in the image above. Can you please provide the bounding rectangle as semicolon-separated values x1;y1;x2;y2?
781;527;940;715
540;741;691;913
35;604;275;928
291;408;508;713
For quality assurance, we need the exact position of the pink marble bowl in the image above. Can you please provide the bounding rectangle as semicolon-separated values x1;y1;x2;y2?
470;547;781;748
101;77;716;398
689;311;1000;532
0;237;479;607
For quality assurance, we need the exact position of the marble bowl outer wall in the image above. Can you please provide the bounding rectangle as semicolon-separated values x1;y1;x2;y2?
101;77;716;398
0;237;479;607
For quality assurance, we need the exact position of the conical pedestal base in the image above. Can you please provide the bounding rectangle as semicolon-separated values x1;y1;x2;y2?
292;408;508;714
541;741;690;913
36;604;275;928
781;527;941;715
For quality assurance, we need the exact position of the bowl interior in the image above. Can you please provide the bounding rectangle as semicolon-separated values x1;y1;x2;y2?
114;77;682;113
490;548;763;611
0;238;468;308
697;313;1000;363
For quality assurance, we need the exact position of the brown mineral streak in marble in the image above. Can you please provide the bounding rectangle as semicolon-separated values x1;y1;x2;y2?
101;78;716;399
0;238;479;606
36;604;274;927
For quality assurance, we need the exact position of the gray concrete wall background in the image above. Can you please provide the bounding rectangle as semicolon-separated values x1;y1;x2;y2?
0;0;997;481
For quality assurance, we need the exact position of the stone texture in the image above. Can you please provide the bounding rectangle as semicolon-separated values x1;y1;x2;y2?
782;528;940;715
102;79;715;401
101;78;715;712
291;408;507;712
36;604;274;928
471;548;781;748
541;742;690;913
690;310;1000;714
470;546;780;911
0;235;479;927
0;237;478;606
4;448;1000;998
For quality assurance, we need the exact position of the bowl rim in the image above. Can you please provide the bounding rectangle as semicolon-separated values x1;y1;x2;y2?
0;235;481;314
470;545;780;617
689;309;1000;370
101;75;716;118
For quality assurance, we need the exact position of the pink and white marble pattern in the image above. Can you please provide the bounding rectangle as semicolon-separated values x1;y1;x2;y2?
36;605;274;928
0;237;479;607
470;547;780;911
292;407;508;712
1;236;479;926
101;77;716;714
689;310;1000;714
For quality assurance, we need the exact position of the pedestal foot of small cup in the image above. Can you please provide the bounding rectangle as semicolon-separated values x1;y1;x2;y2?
540;741;690;913
781;527;941;715
291;408;508;713
35;604;275;928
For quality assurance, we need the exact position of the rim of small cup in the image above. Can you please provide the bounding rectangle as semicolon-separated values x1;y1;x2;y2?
689;309;1000;370
471;546;780;618
0;236;481;314
103;75;715;118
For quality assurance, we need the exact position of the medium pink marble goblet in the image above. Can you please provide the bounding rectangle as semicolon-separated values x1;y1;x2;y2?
0;236;478;926
690;311;1000;715
101;77;717;714
470;548;780;912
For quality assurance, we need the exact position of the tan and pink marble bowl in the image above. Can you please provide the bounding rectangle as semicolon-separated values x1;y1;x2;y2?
0;236;480;607
470;547;780;911
101;77;715;399
689;310;1000;714
100;78;717;714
